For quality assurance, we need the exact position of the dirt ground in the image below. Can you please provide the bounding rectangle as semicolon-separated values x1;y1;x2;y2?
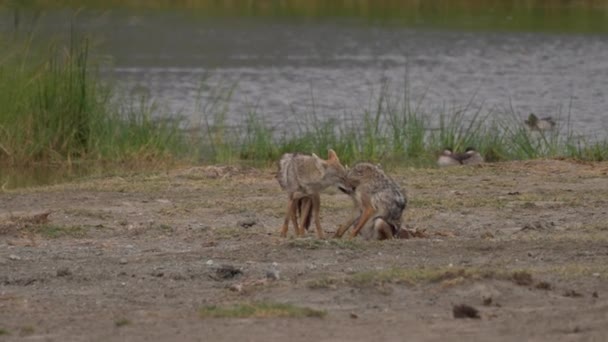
1;159;608;341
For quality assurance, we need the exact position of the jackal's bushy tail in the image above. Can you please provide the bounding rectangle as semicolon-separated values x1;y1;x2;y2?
276;153;296;190
297;197;313;231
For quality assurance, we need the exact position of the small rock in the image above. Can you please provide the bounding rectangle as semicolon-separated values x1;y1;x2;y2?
229;284;243;292
56;267;72;277
535;281;552;290
592;291;599;298
214;265;242;280
349;312;358;319
512;271;533;286
206;260;214;266
237;218;257;228
563;289;583;298
482;296;493;306
453;304;480;319
592;273;600;277
170;273;187;281
266;269;280;281
119;258;128;265
8;254;21;261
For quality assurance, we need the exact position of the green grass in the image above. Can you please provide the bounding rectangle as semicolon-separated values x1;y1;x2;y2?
1;23;607;187
6;1;608;33
28;224;86;238
114;318;131;327
199;85;608;167
306;267;553;289
0;32;189;168
199;302;326;319
287;238;363;250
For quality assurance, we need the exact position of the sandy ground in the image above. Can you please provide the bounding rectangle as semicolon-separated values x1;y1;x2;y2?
1;159;608;341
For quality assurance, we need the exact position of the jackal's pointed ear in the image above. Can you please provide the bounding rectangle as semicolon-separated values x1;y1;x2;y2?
327;149;340;162
312;153;326;169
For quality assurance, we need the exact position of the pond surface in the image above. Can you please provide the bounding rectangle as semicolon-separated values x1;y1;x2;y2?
2;5;608;188
3;8;607;136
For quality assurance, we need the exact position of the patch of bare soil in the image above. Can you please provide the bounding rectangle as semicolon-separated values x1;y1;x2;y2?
1;160;608;341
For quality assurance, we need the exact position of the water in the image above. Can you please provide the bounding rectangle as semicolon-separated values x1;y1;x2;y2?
2;6;608;188
106;15;608;135
4;9;608;136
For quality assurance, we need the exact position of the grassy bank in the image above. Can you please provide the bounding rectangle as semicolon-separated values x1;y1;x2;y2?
4;0;608;33
0;33;188;168
1;31;607;175
200;90;608;167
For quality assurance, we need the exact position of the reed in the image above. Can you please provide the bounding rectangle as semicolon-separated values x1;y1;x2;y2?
0;33;188;167
193;83;608;167
1;31;606;173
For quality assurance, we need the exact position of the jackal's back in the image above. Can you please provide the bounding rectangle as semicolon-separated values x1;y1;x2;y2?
348;163;406;228
277;152;349;195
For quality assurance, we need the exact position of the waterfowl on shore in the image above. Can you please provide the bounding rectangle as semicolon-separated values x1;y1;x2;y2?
437;147;484;167
525;113;555;131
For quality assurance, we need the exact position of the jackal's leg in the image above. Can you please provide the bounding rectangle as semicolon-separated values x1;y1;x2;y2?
290;200;302;237
280;195;293;238
334;213;359;238
311;194;325;239
373;219;395;241
350;203;375;239
298;197;313;236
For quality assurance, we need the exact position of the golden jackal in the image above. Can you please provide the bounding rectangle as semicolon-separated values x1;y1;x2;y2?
276;149;351;238
334;162;406;240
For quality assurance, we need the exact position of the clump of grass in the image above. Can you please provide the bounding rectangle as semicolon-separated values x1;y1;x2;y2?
20;326;35;336
307;277;339;289
199;302;326;319
190;80;608;167
0;32;188;168
344;267;543;287
28;224;86;238
0;328;9;335
287;238;362;250
114;318;131;327
512;270;534;286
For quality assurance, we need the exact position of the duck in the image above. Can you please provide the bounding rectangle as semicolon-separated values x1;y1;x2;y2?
525;113;555;131
437;147;484;167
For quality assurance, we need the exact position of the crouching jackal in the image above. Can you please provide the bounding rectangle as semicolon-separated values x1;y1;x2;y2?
334;163;407;240
276;149;351;238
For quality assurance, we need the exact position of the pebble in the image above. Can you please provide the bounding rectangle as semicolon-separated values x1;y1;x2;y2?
215;265;242;280
206;260;214;266
237;218;257;228
266;269;280;280
229;284;243;292
119;258;128;265
56;267;72;277
8;254;21;261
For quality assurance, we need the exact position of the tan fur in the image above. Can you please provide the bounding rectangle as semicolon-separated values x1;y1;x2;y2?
276;149;351;238
334;163;406;240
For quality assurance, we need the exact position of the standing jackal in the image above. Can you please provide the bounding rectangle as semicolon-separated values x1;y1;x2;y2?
276;149;351;238
334;163;407;240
